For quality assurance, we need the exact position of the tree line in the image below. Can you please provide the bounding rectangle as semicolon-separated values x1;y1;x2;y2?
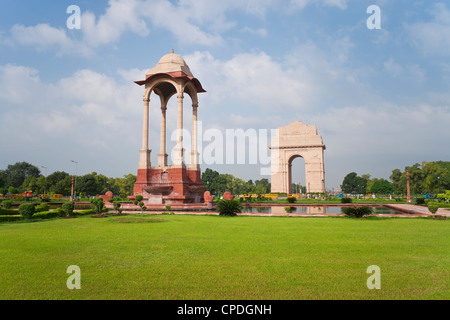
0;162;136;198
341;161;450;194
2;160;448;198
201;168;270;195
0;162;271;198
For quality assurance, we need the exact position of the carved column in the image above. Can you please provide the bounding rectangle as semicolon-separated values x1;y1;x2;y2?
190;102;199;170
138;97;151;169
158;103;168;167
173;93;184;166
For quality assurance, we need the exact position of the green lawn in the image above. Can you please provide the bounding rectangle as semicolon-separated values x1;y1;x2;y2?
0;214;448;300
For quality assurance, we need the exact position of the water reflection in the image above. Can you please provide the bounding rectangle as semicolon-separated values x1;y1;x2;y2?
241;206;399;215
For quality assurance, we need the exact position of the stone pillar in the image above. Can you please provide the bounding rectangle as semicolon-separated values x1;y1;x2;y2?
173;93;184;166
406;170;411;203
158;104;168;167
138;98;151;169
190;103;199;170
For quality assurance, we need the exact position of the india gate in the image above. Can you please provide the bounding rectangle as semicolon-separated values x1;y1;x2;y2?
133;51;206;204
270;121;326;194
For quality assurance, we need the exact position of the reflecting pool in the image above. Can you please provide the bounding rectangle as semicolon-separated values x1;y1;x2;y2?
241;206;403;215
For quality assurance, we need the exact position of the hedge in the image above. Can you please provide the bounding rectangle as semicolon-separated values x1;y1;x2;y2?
428;201;450;214
35;203;51;213
0;215;22;222
18;204;35;219
32;210;60;219
0;208;20;216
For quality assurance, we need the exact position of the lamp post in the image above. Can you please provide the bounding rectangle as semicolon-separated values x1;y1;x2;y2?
71;160;78;201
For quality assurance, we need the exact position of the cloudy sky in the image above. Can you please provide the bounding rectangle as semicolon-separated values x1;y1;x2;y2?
1;0;449;190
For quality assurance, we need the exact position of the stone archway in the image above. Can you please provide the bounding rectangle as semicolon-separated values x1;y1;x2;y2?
270;121;326;193
288;155;305;194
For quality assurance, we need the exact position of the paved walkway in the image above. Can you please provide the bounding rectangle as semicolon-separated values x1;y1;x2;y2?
385;204;450;217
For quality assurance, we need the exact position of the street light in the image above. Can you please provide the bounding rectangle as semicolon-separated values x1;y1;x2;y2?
71;160;78;200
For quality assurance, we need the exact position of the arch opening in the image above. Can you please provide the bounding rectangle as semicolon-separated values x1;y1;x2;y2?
289;155;306;194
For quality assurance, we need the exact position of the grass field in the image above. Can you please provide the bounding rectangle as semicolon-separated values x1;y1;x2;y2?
0;214;448;300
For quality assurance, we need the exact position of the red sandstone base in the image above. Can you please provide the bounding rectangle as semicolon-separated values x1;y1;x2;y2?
133;166;206;205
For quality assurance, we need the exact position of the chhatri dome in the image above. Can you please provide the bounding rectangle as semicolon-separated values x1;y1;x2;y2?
135;50;205;93
146;50;194;78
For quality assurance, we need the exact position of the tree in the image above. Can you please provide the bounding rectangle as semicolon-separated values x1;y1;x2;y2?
47;171;69;186
77;173;100;195
112;174;136;196
0;172;6;189
422;161;447;193
53;176;72;195
390;169;404;193
255;179;270;194
3;162;41;188
233;178;246;194
90;197;104;214
405;163;424;194
341;172;367;194
369;178;394;194
201;168;220;194
245;180;255;193
223;174;235;194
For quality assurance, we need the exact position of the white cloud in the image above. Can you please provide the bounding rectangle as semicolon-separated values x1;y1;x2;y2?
0;63;146;175
185;50;316;114
289;0;348;10
4;0;349;55
82;0;149;47
242;27;268;38
407;2;450;56
9;23;91;56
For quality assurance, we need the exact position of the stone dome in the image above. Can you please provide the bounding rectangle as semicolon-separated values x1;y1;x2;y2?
146;51;194;77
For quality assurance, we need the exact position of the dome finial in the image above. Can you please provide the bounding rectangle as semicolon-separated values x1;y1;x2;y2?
171;49;174;54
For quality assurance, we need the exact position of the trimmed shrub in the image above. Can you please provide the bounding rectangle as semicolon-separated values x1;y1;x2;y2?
74;209;96;216
0;215;23;222
32;210;59;220
2;200;13;209
341;197;353;204
415;198;426;205
428;201;450;214
0;208;20;216
287;197;297;203
113;202;123;214
62;202;75;216
35;203;51;213
90;197;105;214
285;207;294;213
18;203;35;219
428;204;439;214
216;199;242;216
341;206;373;218
138;201;147;215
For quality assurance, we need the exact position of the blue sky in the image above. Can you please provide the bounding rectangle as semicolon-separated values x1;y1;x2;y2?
1;0;449;190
